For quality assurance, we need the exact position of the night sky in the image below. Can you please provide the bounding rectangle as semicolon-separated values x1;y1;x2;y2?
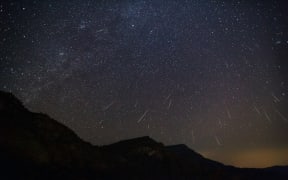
1;0;288;168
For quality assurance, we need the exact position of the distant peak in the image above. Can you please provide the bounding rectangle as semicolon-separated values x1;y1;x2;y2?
166;144;194;152
106;136;163;149
116;136;157;144
130;136;155;142
169;144;190;149
168;144;190;149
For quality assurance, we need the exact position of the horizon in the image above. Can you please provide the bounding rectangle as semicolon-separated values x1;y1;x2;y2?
1;0;288;168
1;89;288;169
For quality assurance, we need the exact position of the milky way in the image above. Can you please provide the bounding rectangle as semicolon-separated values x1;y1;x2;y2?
1;0;288;167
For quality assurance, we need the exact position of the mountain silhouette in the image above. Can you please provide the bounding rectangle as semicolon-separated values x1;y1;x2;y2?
0;90;287;179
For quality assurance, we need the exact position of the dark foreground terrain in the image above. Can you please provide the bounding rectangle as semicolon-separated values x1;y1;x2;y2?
0;91;287;179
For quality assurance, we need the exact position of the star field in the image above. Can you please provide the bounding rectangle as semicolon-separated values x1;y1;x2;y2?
1;0;288;168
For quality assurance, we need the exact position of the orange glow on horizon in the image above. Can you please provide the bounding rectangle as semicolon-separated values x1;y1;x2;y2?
200;147;288;168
